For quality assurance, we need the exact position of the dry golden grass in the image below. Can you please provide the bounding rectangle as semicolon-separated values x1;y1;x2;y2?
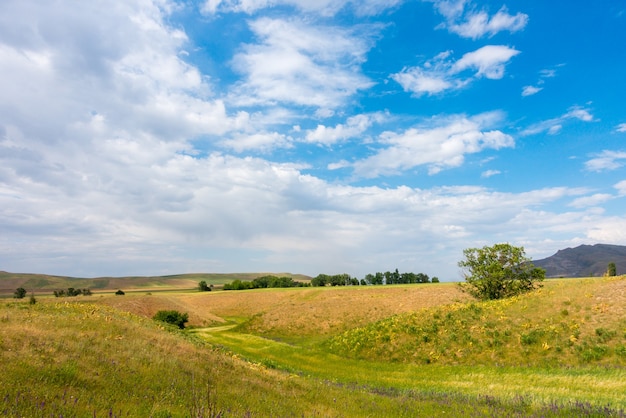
89;283;469;339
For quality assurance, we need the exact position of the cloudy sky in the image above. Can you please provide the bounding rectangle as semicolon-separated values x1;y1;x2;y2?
1;0;625;280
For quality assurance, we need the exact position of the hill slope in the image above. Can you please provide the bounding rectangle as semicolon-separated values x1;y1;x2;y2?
533;244;626;277
0;271;310;295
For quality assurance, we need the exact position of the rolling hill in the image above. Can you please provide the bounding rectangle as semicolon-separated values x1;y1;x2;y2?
533;243;626;277
0;271;311;296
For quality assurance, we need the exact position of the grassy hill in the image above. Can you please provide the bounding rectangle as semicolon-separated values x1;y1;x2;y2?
328;277;626;367
2;276;626;416
0;271;311;296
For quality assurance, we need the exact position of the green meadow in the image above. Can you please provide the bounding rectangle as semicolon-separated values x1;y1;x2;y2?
1;275;626;416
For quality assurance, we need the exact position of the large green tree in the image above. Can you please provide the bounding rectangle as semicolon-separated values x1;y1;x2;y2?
458;243;545;300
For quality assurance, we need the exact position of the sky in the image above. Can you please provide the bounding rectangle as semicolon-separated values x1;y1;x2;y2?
1;0;625;280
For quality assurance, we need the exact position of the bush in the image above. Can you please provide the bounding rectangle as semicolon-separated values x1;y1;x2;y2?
115;289;125;295
13;287;27;299
153;310;189;329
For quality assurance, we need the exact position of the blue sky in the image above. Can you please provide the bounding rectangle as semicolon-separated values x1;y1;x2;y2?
1;0;625;280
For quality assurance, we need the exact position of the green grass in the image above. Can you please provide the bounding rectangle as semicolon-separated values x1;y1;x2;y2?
2;301;580;417
194;324;626;410
192;277;626;412
2;276;626;416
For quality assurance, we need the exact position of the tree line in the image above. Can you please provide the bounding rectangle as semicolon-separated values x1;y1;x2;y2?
53;287;93;297
223;275;308;290
221;270;439;290
311;269;439;287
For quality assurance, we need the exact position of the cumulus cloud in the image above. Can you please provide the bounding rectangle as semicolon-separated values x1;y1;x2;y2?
587;217;626;244
220;131;294;152
616;123;626;132
352;111;514;178
428;1;528;39
202;0;402;16
585;150;626;172
229;17;376;108
2;0;625;280
452;45;520;78
392;45;519;96
304;113;386;145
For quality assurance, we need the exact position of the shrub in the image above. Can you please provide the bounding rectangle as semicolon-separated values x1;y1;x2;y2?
115;289;125;295
153;310;189;329
13;287;27;299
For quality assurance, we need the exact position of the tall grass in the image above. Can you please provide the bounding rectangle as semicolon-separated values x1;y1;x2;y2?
3;277;626;416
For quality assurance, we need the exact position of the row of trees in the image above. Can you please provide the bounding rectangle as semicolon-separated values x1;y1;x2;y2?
53;287;93;297
311;270;439;287
223;275;307;290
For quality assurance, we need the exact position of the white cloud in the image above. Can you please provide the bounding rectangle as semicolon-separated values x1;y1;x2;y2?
2;0;625;281
585;150;626;172
328;160;351;170
522;106;596;136
615;180;626;196
616;123;626;132
481;169;501;178
202;0;402;16
521;66;561;97
564;107;594;122
391;68;453;96
522;85;542;97
392;45;519;96
587;217;626;244
452;45;520;79
230;17;375;108
568;193;613;208
0;124;621;278
429;1;528;39
448;7;528;39
304;113;385;145
352;112;514;178
540;68;558;78
220;131;293;152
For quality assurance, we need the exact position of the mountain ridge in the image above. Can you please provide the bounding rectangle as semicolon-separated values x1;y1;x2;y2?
533;244;626;277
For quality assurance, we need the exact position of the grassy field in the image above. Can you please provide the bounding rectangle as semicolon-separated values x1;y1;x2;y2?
2;276;626;416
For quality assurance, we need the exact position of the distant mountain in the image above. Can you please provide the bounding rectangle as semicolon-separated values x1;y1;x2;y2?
533;244;626;278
